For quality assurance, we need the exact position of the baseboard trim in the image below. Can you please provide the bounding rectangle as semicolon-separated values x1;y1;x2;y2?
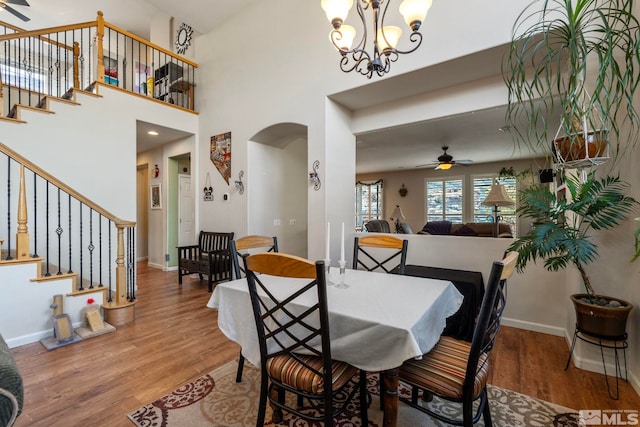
502;317;566;337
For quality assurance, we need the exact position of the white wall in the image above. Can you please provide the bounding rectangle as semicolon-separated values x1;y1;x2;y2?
248;138;307;257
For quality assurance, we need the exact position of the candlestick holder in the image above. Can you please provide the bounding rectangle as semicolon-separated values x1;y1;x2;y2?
324;259;334;286
335;260;349;289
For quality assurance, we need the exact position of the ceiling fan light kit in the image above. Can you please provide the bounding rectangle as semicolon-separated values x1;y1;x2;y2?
0;0;30;22
419;146;473;170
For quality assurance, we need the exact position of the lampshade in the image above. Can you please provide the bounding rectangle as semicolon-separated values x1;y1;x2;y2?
391;204;406;221
481;180;515;207
377;26;402;51
333;24;356;50
399;0;432;31
321;0;353;28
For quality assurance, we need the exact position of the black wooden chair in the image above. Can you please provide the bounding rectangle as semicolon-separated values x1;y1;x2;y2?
177;231;234;292
229;235;278;383
352;234;408;274
244;252;368;426
396;252;517;427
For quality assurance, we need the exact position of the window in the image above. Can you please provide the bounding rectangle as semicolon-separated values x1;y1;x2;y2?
355;180;383;229
473;176;517;234
425;178;463;223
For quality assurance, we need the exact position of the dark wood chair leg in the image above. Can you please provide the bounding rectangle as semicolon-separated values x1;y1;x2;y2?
235;352;245;383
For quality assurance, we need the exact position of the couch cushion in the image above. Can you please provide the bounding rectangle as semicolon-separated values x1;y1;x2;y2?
421;221;452;235
453;224;477;236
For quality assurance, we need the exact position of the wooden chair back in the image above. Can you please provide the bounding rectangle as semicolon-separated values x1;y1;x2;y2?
230;235;278;279
352;235;408;274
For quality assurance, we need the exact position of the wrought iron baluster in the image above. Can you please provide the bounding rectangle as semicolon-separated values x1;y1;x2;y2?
56;187;62;275
108;220;113;303
5;157;11;260
67;194;73;273
88;208;94;288
98;215;103;287
44;181;50;276
79;201;83;291
32;171;38;257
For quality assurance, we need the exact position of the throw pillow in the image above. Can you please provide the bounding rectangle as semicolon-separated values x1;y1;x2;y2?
421;221;452;235
453;224;477;236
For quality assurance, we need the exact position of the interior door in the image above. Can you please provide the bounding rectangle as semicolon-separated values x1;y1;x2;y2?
178;174;194;245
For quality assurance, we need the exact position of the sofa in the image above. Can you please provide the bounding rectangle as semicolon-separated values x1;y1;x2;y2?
418;220;513;238
0;333;23;426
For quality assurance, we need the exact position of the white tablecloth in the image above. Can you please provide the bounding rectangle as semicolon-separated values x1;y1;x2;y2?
207;268;463;372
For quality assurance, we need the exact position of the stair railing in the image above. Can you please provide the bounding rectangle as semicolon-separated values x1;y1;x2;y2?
0;142;136;306
0;11;197;116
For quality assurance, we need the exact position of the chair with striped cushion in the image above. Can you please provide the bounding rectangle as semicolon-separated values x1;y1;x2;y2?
352;235;408;274
397;251;517;427
230;235;279;383
244;252;368;426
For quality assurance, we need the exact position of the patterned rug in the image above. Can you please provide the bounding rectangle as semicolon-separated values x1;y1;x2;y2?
128;361;578;426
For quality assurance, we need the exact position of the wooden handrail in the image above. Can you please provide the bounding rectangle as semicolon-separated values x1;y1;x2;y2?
0;20;26;33
0;21;97;44
0;142;133;227
104;21;198;68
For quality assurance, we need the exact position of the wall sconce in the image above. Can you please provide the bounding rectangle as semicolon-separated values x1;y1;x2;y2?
309;160;321;191
234;170;245;195
153;164;159;178
399;184;408;197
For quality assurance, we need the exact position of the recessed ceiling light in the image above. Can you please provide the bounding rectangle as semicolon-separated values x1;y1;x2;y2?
148;130;159;136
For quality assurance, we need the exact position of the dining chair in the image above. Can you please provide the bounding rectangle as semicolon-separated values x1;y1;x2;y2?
229;235;278;382
243;252;369;427
395;251;517;427
352;235;408;274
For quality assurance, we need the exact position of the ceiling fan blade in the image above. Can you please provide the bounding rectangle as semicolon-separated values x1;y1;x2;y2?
3;0;30;6
0;3;30;21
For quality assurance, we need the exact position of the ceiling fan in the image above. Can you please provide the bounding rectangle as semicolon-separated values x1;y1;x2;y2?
418;146;473;170
0;0;30;22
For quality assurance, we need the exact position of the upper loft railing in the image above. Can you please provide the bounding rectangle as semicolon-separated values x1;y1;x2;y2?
0;11;198;116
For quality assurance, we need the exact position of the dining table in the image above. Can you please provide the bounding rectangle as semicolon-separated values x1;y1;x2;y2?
207;266;463;427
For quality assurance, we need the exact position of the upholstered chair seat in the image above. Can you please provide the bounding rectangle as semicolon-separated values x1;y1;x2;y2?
267;354;359;394
399;336;489;400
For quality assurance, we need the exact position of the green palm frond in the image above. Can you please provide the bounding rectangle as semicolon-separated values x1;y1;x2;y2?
508;172;639;294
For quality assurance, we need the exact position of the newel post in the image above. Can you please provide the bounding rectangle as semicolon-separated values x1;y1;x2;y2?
16;164;30;260
115;222;127;305
96;11;105;84
73;41;80;89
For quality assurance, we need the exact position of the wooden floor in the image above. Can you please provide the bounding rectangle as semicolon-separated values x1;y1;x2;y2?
9;262;640;427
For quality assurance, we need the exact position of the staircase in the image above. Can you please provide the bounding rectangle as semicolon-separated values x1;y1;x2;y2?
0;13;198;348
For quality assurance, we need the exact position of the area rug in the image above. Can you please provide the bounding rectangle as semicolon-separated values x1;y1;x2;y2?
128;360;578;426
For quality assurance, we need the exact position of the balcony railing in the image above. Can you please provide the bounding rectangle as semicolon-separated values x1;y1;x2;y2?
0;11;197;116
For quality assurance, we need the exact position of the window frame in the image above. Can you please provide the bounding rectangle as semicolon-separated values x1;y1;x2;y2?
424;176;464;224
355;179;383;229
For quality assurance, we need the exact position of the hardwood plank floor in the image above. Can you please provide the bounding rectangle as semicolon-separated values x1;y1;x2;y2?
9;262;640;426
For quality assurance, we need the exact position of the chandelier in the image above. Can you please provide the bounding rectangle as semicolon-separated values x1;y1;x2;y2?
321;0;432;78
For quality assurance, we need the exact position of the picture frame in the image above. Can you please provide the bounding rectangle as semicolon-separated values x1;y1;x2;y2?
150;184;162;209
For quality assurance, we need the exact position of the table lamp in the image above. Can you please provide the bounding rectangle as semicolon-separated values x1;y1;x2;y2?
391;204;406;233
481;179;515;237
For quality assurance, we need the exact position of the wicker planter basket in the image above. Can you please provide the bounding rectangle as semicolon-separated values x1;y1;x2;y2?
571;294;633;339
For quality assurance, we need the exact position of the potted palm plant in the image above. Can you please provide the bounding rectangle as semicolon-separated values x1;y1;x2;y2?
503;0;640;166
508;172;638;338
